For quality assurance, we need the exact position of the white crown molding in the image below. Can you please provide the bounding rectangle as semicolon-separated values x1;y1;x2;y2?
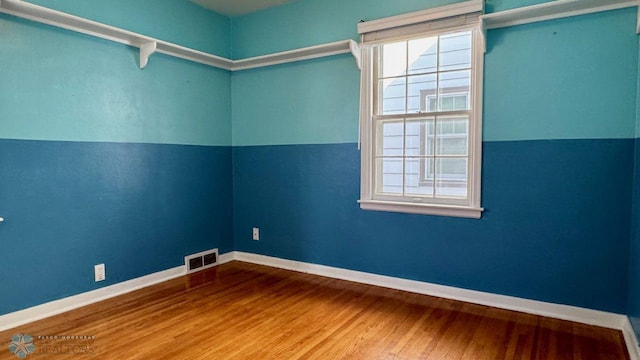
481;0;638;31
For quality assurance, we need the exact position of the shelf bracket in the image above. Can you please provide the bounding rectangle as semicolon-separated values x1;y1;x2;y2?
480;20;487;53
349;40;362;70
139;41;157;69
637;0;640;34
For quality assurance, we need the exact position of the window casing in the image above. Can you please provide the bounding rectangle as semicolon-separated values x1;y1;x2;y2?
358;3;484;218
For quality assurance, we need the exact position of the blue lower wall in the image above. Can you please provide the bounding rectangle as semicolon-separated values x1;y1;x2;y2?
0;139;233;315
0;133;633;318
233;139;633;313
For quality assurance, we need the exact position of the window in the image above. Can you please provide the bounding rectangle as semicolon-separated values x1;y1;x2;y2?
358;1;484;218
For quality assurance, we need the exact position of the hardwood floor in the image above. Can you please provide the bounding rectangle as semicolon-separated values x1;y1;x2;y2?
0;261;630;359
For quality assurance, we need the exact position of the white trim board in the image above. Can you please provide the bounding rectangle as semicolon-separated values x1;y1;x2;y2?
234;40;360;71
232;251;639;357
0;0;233;70
0;0;359;71
4;0;638;73
0;266;185;332
623;317;640;360
0;250;636;357
0;252;234;332
357;0;483;35
232;252;625;329
481;0;638;30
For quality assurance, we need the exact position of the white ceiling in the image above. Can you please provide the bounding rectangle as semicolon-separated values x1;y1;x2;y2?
190;0;298;17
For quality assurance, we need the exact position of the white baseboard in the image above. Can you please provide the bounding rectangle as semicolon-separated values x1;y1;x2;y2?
0;265;186;332
623;317;640;360
1;250;636;358
232;251;627;330
0;252;236;332
218;251;234;265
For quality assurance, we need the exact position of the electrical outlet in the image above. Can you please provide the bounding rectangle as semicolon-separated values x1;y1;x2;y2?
94;263;106;282
252;227;260;241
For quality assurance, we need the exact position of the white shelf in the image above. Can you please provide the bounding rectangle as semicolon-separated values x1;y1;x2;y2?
0;0;234;69
233;40;361;71
0;0;361;71
481;0;638;31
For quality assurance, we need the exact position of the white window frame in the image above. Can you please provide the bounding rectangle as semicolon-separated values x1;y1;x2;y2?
357;1;484;219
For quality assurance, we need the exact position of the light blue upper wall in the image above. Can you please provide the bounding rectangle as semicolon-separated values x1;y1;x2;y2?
231;1;638;145
28;0;231;57
483;8;638;142
0;2;232;146
231;55;359;146
485;0;554;13
637;36;640;138
231;0;583;59
231;0;462;59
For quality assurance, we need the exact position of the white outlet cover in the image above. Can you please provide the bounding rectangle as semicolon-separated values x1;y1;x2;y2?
253;227;260;241
94;264;106;282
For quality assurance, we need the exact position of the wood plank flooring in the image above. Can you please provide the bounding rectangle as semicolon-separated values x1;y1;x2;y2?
0;261;630;359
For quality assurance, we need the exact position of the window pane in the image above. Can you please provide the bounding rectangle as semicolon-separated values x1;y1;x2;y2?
441;96;454;111
377;120;404;156
405;158;434;197
405;118;434;156
380;77;406;115
436;158;467;198
438;70;470;111
376;158;403;194
427;97;437;112
368;29;477;209
407;74;436;113
439;31;471;72
408;36;437;75
453;95;468;110
381;41;407;78
437;117;468;156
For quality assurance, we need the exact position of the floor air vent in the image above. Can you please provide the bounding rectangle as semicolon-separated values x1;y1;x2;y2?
185;248;219;273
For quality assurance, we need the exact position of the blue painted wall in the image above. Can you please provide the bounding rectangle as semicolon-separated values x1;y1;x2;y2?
1;16;231;146
231;0;463;59
231;4;638;315
0;1;232;315
3;0;640;325
233;140;632;312
483;10;637;141
231;55;359;146
485;0;555;13
0;140;233;314
231;0;581;59
233;8;638;145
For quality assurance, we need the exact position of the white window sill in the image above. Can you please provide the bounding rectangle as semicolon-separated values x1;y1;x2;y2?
358;199;483;219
